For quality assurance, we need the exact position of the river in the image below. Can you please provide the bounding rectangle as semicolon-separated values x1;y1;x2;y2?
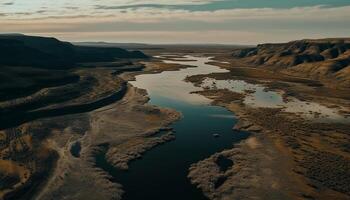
95;54;350;199
95;55;249;200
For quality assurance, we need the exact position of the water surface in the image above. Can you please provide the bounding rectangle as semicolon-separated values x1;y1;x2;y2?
96;55;248;200
202;78;350;123
96;54;349;200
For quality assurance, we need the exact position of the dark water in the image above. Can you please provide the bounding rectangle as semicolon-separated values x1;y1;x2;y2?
95;56;249;200
201;78;350;123
70;141;81;158
216;155;234;172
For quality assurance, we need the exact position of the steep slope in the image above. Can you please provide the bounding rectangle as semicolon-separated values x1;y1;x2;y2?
232;38;350;88
0;35;148;68
0;34;148;101
0;35;150;199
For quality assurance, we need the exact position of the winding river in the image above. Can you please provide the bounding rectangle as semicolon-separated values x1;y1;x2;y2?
95;54;350;200
95;55;249;200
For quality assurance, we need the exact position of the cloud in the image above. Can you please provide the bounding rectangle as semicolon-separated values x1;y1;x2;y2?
94;0;350;11
3;2;13;5
1;3;350;44
4;5;349;23
94;0;223;10
122;0;221;5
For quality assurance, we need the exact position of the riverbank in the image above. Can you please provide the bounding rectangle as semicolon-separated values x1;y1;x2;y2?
98;54;249;200
34;52;350;200
2;46;348;200
36;85;180;199
0;56;182;199
33;55;193;199
186;56;350;200
0;66;130;199
107;52;349;200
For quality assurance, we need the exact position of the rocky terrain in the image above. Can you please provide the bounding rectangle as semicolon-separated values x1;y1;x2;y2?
35;86;180;200
0;35;173;199
184;39;350;200
188;88;350;200
232;38;350;88
1;37;349;200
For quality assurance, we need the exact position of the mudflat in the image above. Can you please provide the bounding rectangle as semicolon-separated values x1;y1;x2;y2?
180;42;350;200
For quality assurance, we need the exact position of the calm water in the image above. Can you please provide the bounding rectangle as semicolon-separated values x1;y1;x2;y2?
95;55;249;200
202;78;350;123
95;55;350;200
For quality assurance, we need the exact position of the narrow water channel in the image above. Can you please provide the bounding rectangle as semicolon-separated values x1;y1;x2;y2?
95;55;249;200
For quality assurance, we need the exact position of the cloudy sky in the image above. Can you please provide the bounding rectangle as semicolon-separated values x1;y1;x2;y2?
1;0;350;44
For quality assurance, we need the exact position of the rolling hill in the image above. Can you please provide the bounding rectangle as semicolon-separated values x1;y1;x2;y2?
232;38;350;88
0;35;148;68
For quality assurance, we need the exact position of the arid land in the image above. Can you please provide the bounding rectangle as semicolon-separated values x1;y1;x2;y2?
121;43;350;199
183;40;350;200
0;61;185;199
0;36;349;200
0;36;183;199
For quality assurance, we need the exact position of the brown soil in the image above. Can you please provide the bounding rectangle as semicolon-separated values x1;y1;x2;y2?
36;86;180;200
0;57;183;199
231;39;350;88
186;65;350;200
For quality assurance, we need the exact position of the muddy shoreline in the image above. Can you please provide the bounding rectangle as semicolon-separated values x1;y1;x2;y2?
1;50;349;200
0;82;128;130
185;57;350;200
35;85;181;200
0;57;183;199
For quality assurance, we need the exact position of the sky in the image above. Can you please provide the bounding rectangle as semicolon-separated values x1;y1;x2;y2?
1;0;350;44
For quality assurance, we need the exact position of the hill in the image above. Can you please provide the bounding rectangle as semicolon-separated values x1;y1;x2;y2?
0;34;151;199
232;38;350;88
73;42;151;50
0;35;148;68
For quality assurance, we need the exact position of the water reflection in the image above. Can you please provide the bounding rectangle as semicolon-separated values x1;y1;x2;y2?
113;55;248;200
131;55;228;105
202;78;350;123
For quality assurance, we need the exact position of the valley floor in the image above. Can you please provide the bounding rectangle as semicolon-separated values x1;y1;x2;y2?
0;45;349;200
184;52;350;200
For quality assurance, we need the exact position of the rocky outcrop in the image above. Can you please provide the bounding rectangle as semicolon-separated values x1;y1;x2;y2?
232;38;350;88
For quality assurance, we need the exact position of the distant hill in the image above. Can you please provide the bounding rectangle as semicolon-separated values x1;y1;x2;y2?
74;42;151;49
74;42;253;50
0;35;148;69
232;38;350;88
0;33;25;36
